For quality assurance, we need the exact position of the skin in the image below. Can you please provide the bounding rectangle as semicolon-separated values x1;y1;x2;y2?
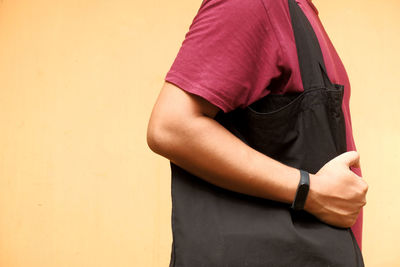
147;81;368;228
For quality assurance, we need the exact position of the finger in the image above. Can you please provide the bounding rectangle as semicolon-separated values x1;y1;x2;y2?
338;151;360;168
359;179;369;193
352;172;362;179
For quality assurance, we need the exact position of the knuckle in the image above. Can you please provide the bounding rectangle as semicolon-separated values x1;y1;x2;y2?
349;150;360;161
342;211;359;227
362;182;369;194
344;219;354;228
357;180;368;194
362;197;367;206
347;216;357;227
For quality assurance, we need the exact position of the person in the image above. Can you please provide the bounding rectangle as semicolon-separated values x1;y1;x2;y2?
147;0;368;265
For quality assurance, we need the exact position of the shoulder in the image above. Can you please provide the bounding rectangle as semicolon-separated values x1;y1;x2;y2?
193;0;290;28
198;0;287;11
198;0;266;12
195;0;268;21
189;0;279;35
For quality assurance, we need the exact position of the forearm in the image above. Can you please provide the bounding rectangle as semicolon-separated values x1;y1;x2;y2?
148;110;300;204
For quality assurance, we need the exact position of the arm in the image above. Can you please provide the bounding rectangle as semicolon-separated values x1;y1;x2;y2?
147;81;368;228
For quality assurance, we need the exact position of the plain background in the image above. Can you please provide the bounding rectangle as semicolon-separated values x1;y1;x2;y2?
0;0;399;266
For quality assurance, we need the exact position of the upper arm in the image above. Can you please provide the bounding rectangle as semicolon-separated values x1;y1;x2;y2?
159;81;220;118
159;81;221;119
146;81;221;152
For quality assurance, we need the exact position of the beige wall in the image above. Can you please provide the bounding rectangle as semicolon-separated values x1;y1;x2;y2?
0;0;398;266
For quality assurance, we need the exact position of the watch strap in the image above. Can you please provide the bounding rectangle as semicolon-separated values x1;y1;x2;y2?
291;169;310;210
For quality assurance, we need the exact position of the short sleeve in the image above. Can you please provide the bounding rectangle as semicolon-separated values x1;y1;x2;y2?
165;0;283;113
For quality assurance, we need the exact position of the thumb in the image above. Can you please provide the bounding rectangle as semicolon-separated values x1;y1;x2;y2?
336;151;360;168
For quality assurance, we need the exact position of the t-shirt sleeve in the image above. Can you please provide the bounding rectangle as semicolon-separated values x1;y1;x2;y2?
165;0;283;113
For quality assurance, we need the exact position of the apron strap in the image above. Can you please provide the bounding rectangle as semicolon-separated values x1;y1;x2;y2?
288;0;334;91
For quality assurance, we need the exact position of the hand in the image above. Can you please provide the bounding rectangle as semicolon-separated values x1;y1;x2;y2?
304;151;368;228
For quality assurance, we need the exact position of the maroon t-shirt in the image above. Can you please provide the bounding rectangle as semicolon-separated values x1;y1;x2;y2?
165;0;364;249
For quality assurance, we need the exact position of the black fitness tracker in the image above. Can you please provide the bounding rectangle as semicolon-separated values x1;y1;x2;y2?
291;169;310;210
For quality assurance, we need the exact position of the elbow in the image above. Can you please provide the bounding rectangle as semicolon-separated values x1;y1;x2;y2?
146;114;181;158
146;81;219;157
147;112;199;160
146;120;166;156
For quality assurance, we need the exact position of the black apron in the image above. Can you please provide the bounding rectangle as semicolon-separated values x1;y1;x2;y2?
168;0;364;266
